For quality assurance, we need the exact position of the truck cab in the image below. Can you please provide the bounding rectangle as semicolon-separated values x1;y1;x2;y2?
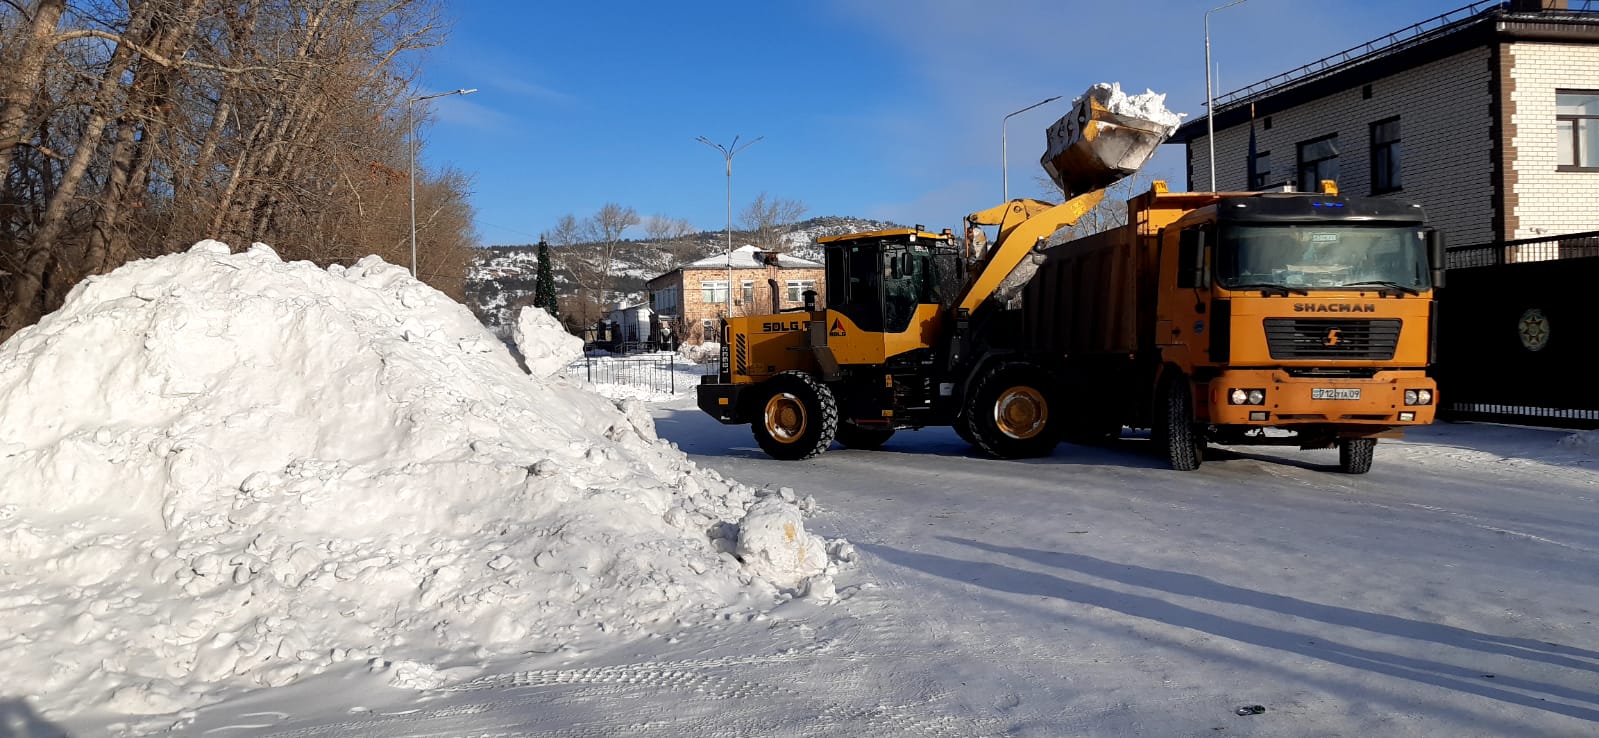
1151;188;1442;470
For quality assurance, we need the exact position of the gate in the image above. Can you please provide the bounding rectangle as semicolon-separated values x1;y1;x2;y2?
1436;231;1599;428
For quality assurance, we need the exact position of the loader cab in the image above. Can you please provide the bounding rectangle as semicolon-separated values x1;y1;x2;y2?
819;229;961;335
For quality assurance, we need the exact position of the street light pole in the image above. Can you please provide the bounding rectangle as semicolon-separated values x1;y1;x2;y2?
696;135;762;319
1206;0;1250;192
1002;95;1061;202
408;87;477;277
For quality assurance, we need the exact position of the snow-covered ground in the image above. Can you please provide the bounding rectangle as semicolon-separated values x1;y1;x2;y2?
4;244;1598;737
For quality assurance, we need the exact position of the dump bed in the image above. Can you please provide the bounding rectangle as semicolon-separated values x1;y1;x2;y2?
1021;224;1156;356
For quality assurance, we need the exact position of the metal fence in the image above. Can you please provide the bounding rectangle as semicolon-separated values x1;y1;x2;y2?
1445;229;1599;269
572;351;715;395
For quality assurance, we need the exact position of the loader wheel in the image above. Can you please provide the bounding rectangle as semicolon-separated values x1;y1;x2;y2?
964;365;1061;459
751;372;837;460
1156;377;1203;471
1338;438;1376;475
952;416;977;447
835;421;895;450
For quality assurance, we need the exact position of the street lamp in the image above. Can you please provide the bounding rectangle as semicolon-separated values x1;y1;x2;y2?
1003;95;1061;202
1206;0;1250;192
408;87;477;277
695;134;762;319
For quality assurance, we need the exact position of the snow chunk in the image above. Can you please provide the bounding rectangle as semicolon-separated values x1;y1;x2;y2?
512;304;583;378
735;497;830;589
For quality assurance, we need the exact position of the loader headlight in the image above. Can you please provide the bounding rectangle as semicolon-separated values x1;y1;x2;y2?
1229;388;1266;405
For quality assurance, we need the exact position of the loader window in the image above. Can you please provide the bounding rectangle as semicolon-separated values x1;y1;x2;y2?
825;241;885;332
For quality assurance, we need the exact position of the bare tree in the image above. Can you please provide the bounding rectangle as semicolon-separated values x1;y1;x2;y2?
644;213;698;266
1032;170;1151;242
739;192;807;253
579;202;639;307
0;0;472;340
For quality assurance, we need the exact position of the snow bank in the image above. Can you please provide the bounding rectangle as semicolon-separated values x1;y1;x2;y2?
0;242;848;718
679;341;720;364
1558;429;1599;455
512;304;582;377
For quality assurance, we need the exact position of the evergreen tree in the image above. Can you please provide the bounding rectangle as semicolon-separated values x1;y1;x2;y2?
534;239;559;320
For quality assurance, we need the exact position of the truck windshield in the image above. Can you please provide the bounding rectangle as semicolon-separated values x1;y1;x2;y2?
1216;224;1431;292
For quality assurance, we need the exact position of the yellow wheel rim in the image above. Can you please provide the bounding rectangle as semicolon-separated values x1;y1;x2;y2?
764;392;807;443
994;386;1048;440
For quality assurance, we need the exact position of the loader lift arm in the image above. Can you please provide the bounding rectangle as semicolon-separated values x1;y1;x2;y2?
954;188;1106;315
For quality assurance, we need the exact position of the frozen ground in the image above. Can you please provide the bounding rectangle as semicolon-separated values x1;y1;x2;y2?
4;245;1597;737
85;406;1599;738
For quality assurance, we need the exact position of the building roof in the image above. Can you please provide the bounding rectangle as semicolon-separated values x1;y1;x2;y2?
1172;1;1599;143
680;244;822;270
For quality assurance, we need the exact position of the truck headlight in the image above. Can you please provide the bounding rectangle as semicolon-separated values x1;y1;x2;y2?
1405;389;1433;406
1229;388;1266;405
1404;390;1417;405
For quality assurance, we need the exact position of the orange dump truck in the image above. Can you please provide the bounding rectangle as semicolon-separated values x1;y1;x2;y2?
1024;181;1444;472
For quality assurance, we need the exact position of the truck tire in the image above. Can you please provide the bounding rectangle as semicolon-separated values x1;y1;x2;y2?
964;365;1061;459
751;372;838;460
1338;438;1376;474
952;416;977;447
835;421;895;450
1157;377;1203;471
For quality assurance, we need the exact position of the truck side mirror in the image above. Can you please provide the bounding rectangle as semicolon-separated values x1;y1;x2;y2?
1426;229;1446;289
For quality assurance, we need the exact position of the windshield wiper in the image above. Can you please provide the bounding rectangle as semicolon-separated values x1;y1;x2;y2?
1343;280;1420;296
1226;283;1308;296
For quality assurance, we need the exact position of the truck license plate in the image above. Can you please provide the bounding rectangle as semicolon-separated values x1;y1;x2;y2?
1312;388;1361;400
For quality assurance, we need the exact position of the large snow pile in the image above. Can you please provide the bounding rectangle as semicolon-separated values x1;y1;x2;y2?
0;242;849;718
1088;81;1184;135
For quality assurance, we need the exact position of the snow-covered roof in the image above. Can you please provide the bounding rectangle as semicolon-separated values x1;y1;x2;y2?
682;244;821;270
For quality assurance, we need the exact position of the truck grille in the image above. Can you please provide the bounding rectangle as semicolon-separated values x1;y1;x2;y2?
1263;318;1401;360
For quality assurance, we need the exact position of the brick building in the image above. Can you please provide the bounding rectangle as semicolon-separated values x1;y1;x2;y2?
1171;0;1599;250
647;245;825;345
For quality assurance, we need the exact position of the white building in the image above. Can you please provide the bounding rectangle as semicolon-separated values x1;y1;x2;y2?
1172;0;1599;253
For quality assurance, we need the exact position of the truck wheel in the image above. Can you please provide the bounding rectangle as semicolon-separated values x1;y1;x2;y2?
751;372;838;460
1338;438;1376;474
835;421;895;450
965;365;1060;459
1157;377;1203;471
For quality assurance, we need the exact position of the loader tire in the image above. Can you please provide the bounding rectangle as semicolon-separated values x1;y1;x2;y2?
1156;377;1203;471
835;421;895;450
964;365;1061;459
1338;438;1376;475
751;372;837;460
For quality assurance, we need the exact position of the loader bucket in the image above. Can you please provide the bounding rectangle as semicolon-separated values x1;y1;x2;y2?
1041;86;1177;197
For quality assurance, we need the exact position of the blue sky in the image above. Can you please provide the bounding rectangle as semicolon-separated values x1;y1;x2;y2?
418;0;1475;246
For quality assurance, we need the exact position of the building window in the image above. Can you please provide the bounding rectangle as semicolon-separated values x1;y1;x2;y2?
701;280;728;304
1251;150;1271;190
1557;91;1599;170
1297;134;1339;192
785;279;816;302
1370;117;1401;194
741;280;754;306
652;286;678;312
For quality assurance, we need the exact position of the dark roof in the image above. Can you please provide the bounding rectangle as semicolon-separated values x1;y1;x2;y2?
1173;1;1599;143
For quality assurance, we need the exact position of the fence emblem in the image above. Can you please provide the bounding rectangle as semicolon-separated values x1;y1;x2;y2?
1517;308;1550;352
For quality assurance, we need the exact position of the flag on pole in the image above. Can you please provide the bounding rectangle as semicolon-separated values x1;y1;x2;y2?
1246;102;1258;190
